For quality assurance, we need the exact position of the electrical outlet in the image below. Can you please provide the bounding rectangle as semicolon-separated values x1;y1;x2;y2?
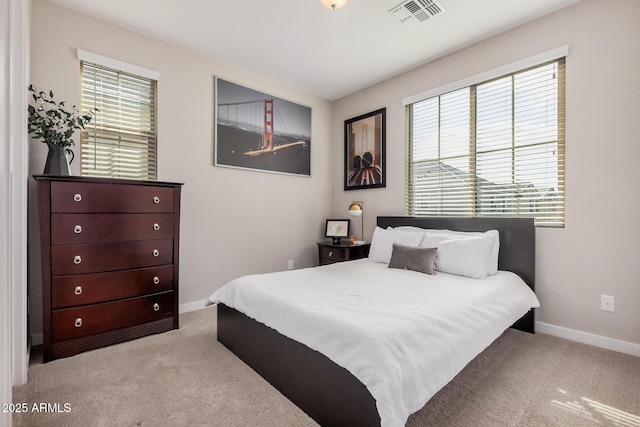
601;295;614;312
288;260;294;270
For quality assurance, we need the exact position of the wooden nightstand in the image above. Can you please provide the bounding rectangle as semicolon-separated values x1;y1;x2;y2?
317;241;371;266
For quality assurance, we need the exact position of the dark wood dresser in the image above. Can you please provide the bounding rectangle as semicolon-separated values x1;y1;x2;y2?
34;175;183;362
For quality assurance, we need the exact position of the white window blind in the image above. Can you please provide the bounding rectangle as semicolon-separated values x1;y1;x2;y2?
80;61;157;180
407;58;565;227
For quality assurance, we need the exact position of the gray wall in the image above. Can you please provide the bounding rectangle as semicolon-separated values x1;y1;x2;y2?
29;0;640;348
332;0;640;345
29;0;334;335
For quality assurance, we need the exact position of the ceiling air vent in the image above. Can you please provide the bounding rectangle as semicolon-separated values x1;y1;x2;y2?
389;0;446;28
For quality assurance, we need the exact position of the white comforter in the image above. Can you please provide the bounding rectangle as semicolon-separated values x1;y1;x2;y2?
208;259;540;427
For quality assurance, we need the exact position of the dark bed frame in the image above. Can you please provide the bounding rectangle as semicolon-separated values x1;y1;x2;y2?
217;216;535;427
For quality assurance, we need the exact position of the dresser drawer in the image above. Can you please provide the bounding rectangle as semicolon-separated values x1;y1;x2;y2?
52;213;174;244
52;291;174;341
51;239;174;275
52;266;174;309
320;246;346;262
51;181;174;213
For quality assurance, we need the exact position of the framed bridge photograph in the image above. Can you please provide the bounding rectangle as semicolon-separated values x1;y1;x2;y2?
214;77;311;176
344;108;386;190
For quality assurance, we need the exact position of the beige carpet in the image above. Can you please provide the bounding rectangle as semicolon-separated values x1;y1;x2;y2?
13;307;640;427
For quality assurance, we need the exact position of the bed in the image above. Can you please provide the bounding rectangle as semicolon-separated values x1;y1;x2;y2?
210;216;538;427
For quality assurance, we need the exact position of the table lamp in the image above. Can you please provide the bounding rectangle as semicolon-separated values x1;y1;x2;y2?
347;201;364;242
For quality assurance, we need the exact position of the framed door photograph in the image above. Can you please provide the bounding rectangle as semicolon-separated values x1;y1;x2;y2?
344;108;386;190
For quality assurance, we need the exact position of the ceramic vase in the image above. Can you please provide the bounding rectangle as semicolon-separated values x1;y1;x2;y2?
43;142;74;175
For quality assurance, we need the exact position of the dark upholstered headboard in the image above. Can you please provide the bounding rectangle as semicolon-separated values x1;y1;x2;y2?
377;216;536;332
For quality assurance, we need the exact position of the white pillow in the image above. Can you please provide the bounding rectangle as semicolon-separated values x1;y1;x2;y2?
393;226;430;240
419;229;499;275
431;236;494;279
369;226;423;264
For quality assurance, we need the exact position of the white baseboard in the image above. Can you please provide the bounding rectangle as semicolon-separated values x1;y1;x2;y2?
30;311;638;358
536;321;640;357
179;299;210;314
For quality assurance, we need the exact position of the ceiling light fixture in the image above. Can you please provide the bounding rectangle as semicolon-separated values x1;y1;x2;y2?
321;0;348;10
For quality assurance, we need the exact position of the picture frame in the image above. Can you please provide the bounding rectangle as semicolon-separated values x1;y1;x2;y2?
325;219;350;245
214;76;312;176
344;108;386;190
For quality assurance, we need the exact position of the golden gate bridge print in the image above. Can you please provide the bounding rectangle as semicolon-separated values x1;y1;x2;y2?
215;78;311;176
237;99;307;156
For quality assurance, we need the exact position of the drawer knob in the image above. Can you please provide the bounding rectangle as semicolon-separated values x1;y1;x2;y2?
328;251;333;257
73;255;82;264
74;225;82;234
74;286;83;295
74;318;83;328
73;193;82;202
153;223;160;231
152;249;160;257
153;276;160;285
153;196;160;204
153;303;160;312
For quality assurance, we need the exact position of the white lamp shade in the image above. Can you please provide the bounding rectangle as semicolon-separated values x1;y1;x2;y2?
321;0;348;10
348;201;363;217
347;201;364;241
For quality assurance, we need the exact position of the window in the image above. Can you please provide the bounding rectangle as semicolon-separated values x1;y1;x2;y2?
407;57;565;227
80;59;157;180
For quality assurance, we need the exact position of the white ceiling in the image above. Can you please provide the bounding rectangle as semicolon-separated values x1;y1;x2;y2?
49;0;582;100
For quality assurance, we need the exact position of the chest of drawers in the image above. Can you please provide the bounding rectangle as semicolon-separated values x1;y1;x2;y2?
35;176;183;362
